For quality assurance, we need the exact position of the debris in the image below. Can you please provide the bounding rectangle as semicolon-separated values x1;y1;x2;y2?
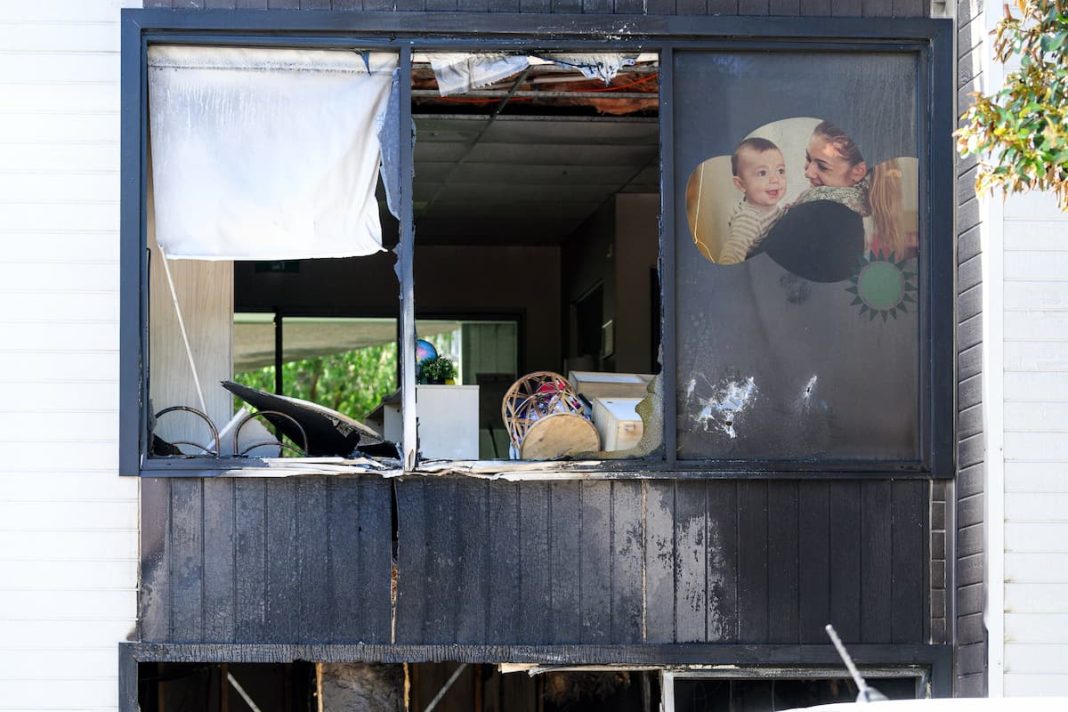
223;380;387;458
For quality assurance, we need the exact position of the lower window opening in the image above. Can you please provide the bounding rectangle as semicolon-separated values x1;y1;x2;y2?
137;661;927;711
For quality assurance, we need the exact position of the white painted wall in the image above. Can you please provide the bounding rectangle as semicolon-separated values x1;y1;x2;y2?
0;1;139;709
998;189;1068;697
972;0;1068;698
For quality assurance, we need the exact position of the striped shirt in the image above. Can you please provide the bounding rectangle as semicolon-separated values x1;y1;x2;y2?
720;200;784;265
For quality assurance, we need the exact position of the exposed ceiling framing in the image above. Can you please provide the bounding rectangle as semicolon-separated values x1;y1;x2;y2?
411;59;660;246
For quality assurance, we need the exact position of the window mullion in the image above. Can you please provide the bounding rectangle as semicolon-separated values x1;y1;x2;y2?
660;45;677;466
398;45;417;471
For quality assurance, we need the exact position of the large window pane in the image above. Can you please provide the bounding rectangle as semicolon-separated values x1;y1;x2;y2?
674;51;921;462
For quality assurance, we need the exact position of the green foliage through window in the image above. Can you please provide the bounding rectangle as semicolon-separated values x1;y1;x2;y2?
234;343;398;423
957;0;1068;209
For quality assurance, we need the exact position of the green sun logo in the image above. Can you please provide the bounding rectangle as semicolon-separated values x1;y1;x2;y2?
845;253;917;320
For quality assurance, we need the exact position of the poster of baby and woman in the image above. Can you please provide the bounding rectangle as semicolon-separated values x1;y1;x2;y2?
675;51;924;462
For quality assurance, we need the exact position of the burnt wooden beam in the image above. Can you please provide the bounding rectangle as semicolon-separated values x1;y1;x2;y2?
122;640;951;667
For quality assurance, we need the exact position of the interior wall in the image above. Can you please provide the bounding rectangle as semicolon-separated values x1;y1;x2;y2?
148;193;234;447
562;194;659;375
614;193;659;375
235;245;562;375
563;200;616;369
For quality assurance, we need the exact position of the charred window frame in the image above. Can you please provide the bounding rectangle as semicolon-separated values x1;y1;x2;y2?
661;667;932;709
119;10;953;478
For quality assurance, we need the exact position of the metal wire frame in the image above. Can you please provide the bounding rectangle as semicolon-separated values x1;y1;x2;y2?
151;405;221;457
233;409;310;458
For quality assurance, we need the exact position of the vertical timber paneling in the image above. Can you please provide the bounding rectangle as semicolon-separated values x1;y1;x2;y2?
147;477;395;645
861;480;893;643
297;478;329;642
326;478;362;641
396;478;428;644
487;482;520;642
140;478;172;642
203;478;235;642
580;481;613;644
170;479;204;642
767;481;800;644
674;481;707;642
644;480;676;643
356;478;394;643
891;480;926;643
549;481;581;643
737;481;769;643
234;479;267;641
456;480;489;644
424;479;460;643
798;482;830;644
610;481;644;643
147;477;931;648
517;481;551;644
828;482;862;642
265;479;298;643
705;480;738;642
707;0;739;15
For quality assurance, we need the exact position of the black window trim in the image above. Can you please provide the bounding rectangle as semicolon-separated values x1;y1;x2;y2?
120;10;954;479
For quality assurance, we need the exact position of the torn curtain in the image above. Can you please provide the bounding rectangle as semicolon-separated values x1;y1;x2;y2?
148;46;397;260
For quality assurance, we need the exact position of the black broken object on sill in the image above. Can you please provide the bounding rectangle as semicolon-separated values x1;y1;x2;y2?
222;381;392;459
149;384;398;462
151;433;186;457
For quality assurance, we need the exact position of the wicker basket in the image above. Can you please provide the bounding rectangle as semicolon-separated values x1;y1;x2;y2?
502;371;600;460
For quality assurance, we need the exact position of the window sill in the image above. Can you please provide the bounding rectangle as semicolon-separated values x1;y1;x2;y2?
136;456;944;479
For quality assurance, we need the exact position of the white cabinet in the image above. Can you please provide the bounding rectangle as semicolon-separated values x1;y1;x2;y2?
383;385;480;460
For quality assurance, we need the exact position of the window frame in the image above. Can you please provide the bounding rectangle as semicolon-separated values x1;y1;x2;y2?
120;9;954;479
660;666;932;709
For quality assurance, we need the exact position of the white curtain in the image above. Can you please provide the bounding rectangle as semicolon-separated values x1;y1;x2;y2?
148;46;397;261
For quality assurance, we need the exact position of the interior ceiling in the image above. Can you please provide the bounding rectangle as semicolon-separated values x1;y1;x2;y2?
411;60;659;246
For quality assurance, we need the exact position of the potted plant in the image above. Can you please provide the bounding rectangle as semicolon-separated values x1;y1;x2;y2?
417;355;456;385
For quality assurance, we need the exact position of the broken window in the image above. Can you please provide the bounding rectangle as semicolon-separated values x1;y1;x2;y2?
146;45;401;462
145;46;665;469
132;37;951;475
410;51;664;464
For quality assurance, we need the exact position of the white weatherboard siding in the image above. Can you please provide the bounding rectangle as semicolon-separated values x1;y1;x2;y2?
1000;186;1068;697
0;1;140;710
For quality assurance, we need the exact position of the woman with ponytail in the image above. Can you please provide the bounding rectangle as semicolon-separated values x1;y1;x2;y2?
760;120;910;282
797;120;910;260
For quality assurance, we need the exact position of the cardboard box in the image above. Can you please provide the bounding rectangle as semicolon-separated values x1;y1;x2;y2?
568;371;653;400
591;397;644;452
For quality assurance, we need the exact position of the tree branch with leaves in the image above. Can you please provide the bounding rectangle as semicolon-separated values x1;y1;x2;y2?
957;0;1068;209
